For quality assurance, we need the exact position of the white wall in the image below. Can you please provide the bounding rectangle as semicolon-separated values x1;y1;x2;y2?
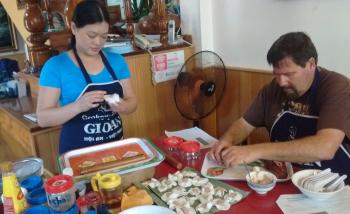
180;0;202;50
181;0;350;77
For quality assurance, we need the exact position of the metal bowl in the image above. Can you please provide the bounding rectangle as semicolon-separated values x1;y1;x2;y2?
13;157;43;182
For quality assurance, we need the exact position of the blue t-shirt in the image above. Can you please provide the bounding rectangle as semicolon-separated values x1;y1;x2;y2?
39;51;130;106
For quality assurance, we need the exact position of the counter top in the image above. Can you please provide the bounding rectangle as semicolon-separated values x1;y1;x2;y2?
0;96;59;133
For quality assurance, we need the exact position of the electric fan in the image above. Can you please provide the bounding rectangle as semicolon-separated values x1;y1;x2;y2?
174;51;227;127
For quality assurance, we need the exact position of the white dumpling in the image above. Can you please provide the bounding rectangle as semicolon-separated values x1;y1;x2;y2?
178;177;192;188
196;202;213;213
198;194;213;204
143;178;160;189
213;198;230;211
201;183;214;196
161;178;177;188
168;197;190;210
192;176;209;186
161;192;173;202
171;186;187;196
182;171;198;177
224;190;243;204
168;173;178;182
214;186;227;197
188;187;201;196
158;183;169;192
187;196;197;206
176;207;196;214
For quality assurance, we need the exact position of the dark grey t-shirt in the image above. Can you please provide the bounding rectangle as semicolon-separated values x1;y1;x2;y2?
244;67;350;146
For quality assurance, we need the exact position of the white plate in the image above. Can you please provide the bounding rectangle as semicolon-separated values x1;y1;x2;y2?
201;153;293;182
291;169;345;200
120;205;175;214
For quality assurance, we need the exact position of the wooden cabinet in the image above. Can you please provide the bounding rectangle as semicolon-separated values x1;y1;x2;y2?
0;97;60;173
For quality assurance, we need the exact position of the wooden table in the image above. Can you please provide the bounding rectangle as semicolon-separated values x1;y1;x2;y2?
153;137;299;213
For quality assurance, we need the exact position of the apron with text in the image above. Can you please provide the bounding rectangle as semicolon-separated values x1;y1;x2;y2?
270;70;350;184
59;48;124;154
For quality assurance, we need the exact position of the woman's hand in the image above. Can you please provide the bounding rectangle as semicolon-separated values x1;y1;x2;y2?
106;79;137;114
75;90;106;112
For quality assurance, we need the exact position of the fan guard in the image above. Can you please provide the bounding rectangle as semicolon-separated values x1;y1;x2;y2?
174;51;226;126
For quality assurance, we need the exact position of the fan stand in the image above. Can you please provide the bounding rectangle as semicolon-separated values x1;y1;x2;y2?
193;120;200;127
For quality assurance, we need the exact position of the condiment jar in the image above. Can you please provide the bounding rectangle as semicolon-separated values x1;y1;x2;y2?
85;191;103;210
163;136;184;152
178;141;200;160
62;167;86;197
91;173;122;213
44;175;76;212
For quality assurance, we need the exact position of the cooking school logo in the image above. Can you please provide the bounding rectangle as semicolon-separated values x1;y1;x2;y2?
81;109;121;135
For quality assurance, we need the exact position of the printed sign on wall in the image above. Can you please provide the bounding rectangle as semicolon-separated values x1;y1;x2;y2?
151;50;185;84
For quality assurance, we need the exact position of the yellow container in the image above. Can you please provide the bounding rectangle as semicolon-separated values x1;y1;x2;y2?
1;161;27;213
91;173;122;213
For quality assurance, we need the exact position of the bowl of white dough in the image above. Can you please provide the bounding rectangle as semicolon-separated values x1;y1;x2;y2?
291;168;346;200
246;170;277;194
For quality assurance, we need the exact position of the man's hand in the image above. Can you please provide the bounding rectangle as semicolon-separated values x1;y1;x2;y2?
221;145;260;167
208;140;232;163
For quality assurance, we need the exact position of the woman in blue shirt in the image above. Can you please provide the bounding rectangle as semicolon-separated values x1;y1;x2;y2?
37;0;137;154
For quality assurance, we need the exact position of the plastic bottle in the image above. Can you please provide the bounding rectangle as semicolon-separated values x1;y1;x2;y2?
1;161;27;214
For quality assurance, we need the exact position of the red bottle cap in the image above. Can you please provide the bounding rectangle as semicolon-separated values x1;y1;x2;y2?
178;141;200;153
44;175;74;194
163;136;184;148
77;196;87;208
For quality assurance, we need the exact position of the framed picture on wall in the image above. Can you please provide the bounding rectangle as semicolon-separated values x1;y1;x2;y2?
16;0;26;9
0;3;18;53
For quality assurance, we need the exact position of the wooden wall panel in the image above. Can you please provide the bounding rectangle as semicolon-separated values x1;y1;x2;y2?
216;67;273;142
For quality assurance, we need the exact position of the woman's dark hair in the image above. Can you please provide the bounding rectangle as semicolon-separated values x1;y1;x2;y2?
70;0;110;48
267;32;318;67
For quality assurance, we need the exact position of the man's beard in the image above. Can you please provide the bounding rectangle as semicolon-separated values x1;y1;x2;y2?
284;88;299;99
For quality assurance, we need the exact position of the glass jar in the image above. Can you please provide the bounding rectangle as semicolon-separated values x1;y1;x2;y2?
178;141;200;160
163;136;184;152
44;175;75;212
91;173;122;213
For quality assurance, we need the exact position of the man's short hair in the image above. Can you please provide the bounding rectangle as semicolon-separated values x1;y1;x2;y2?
267;32;318;67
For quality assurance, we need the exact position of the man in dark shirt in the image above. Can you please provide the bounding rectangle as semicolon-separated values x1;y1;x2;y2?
209;32;350;183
